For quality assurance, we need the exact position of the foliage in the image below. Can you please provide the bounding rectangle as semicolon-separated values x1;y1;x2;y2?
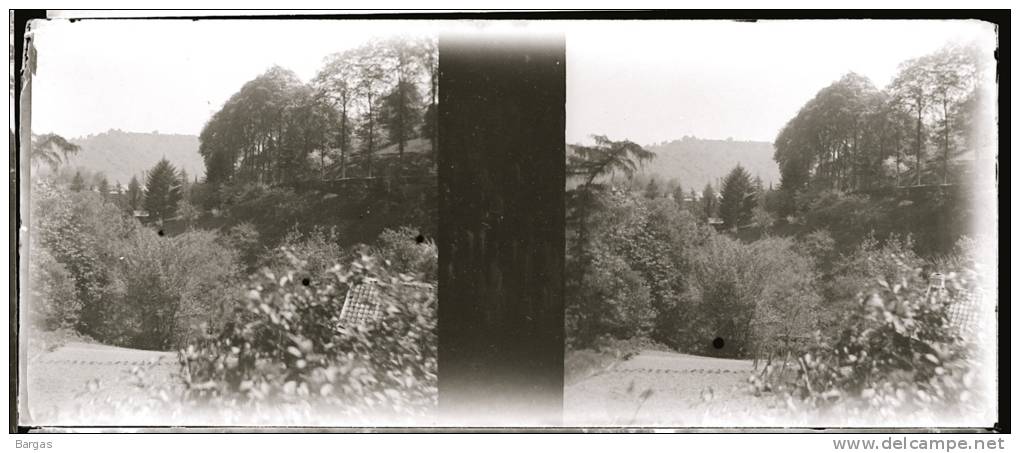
755;253;985;420
372;226;437;282
567;135;655;186
177;199;201;229
30;133;80;172
106;228;240;350
69;171;85;192
566;242;654;348
143;158;182;223
221;222;263;273
566;187;710;349
30;182;237;349
263;226;347;278
31;183;139;340
818;235;922;332
126;176;143;212
774;44;990;226
700;183;717;221
799;189;890;249
685;235;820;358
718;164;756;229
179;250;437;419
27;246;79;331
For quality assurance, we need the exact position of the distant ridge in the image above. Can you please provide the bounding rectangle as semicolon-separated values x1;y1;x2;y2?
60;129;204;184
640;136;779;190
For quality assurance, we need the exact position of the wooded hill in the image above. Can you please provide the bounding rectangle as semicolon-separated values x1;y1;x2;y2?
567;136;779;191
56;129;204;185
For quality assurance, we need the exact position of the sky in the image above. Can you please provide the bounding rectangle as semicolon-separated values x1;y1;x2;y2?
29;19;442;139
30;19;997;143
566;20;997;145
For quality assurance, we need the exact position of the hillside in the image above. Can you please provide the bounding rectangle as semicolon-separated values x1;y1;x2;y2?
59;130;204;185
567;136;779;192
640;137;779;190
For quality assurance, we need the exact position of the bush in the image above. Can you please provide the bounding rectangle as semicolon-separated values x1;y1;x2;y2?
799;189;890;249
373;226;438;282
567;189;710;350
179;249;437;420
685;235;820;358
221;222;263;273
105;228;240;350
566;244;654;348
26;246;79;331
263;226;347;278
30;183;138;339
819;235;921;332
755;256;985;422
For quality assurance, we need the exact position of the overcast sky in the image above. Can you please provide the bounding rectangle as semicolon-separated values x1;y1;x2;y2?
30;19;996;144
566;20;997;145
29;19;441;139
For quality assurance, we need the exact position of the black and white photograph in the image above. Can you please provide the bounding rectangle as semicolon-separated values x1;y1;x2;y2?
18;17;440;426
562;20;999;427
10;10;1005;437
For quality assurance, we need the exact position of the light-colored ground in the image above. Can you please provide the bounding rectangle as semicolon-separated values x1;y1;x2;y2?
25;341;179;425
564;350;791;427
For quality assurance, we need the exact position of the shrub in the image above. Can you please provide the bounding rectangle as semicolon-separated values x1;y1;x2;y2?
685;235;820;358
756;256;986;422
819;235;921;332
179;250;437;420
219;222;262;272
799;189;890;249
106;228;240;350
566;244;654;348
373;226;438;282
30;183;138;339
26;246;79;331
262;226;347;278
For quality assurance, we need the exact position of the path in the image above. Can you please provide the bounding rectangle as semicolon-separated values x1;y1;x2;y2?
564;350;788;426
25;341;179;425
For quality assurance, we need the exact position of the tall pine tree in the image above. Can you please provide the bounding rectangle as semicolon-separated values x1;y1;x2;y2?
718;164;756;230
143;158;182;224
126;176;143;212
70;171;85;192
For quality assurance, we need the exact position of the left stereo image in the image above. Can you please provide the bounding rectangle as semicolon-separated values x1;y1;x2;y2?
17;18;439;427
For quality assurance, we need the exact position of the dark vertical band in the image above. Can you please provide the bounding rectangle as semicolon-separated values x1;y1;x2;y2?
437;33;566;426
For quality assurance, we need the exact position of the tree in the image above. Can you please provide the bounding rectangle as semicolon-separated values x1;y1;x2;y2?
700;183;717;222
353;43;390;178
644;177;660;199
126;176;143;212
316;49;360;179
567;135;655;249
177;199;201;230
672;183;686;210
198;66;322;186
379;37;426;165
719;164;756;230
143;158;182;224
890;56;938;186
927;45;980;184
70;171;85;192
418;38;439;154
567;135;656;187
30;133;80;172
96;176;110;200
